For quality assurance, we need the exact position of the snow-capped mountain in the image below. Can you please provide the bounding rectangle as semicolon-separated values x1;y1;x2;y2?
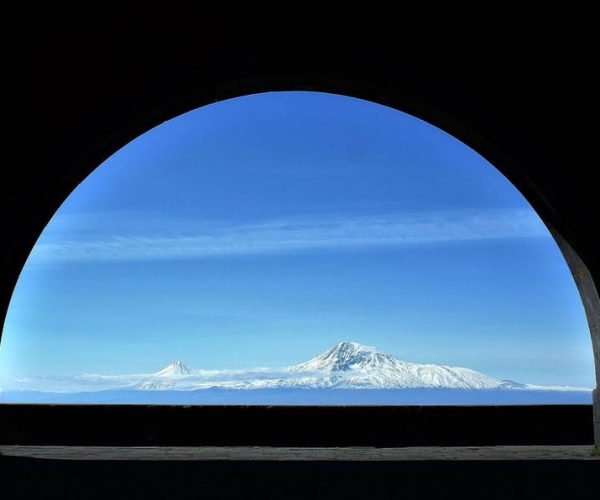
155;361;191;377
4;342;590;395
289;341;400;372
286;341;506;389
129;342;582;391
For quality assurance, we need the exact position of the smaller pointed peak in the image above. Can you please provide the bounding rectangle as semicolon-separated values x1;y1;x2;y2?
156;361;191;377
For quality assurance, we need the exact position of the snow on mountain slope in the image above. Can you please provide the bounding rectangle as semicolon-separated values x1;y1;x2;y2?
286;341;502;389
156;361;191;377
131;342;588;392
137;380;175;390
289;341;401;372
4;342;589;393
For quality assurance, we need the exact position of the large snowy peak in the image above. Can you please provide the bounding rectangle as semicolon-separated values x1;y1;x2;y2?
287;341;502;389
123;342;589;392
7;342;590;394
288;341;405;372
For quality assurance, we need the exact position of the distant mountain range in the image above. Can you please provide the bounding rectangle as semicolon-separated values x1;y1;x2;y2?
130;341;586;392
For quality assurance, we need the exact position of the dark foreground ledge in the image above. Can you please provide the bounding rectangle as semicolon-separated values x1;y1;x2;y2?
1;445;597;461
1;450;598;500
0;404;594;447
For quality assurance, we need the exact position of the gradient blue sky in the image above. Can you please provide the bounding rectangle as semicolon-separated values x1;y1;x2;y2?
0;91;594;387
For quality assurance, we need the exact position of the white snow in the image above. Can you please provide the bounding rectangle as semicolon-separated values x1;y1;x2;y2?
3;342;592;393
285;341;505;389
130;342;590;392
136;380;175;390
155;361;191;377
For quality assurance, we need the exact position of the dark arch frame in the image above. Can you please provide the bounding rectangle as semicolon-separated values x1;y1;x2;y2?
1;49;598;448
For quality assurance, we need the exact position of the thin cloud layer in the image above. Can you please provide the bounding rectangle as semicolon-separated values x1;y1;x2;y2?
1;369;283;393
30;209;548;264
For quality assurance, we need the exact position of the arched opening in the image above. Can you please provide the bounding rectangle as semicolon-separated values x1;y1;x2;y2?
3;36;598;499
0;92;596;427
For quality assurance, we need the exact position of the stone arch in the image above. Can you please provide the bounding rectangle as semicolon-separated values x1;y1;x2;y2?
1;57;598;447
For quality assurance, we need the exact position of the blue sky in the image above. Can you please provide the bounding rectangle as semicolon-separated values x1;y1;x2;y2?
0;91;594;387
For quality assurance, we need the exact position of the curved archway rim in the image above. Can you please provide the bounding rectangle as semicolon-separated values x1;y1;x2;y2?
0;74;594;357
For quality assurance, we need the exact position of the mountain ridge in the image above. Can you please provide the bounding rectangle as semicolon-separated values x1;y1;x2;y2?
137;342;587;392
156;361;191;377
284;341;506;389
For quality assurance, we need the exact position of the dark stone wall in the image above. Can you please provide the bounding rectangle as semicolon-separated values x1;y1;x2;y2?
2;456;599;500
1;24;598;499
1;28;598;452
0;405;593;447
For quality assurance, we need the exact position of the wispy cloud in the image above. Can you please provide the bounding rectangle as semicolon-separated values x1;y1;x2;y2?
1;366;590;394
30;209;548;264
0;368;293;393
